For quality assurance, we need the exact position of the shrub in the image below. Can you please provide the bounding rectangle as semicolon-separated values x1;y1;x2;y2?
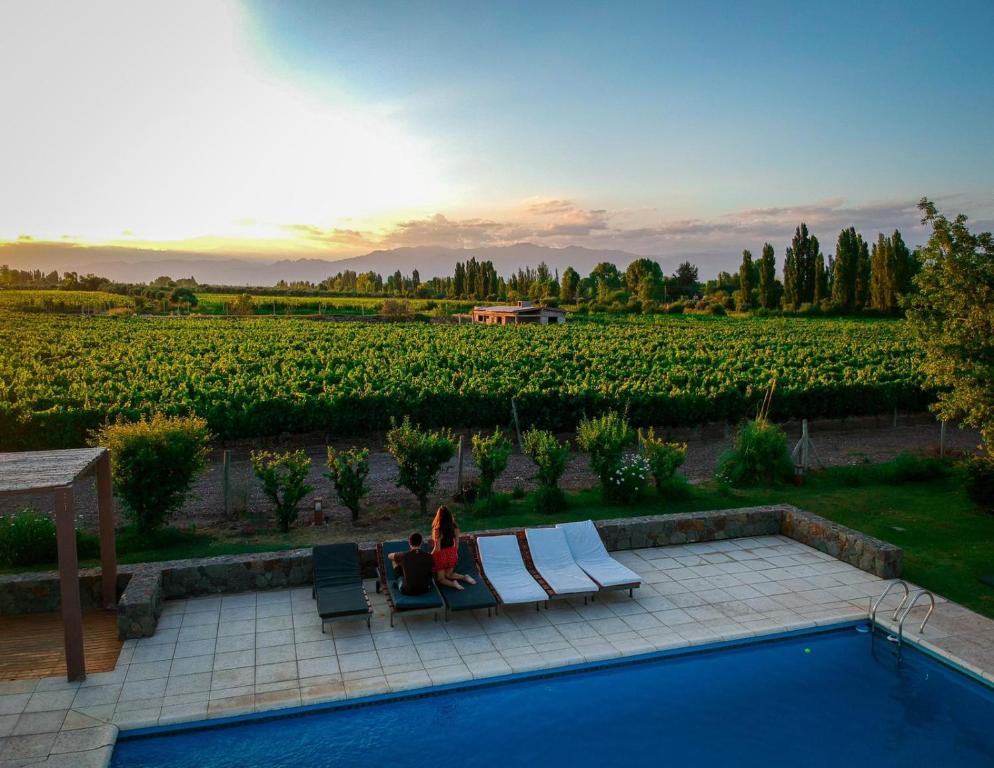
380;299;413;320
708;303;727;316
472;429;513;499
0;510;99;568
0;511;57;567
251;450;314;532
576;410;635;492
965;456;994;512
640;429;687;492
716;418;793;487
605;455;650;504
325;447;370;522
386;417;455;515
879;452;950;483
523;429;570;514
230;293;255;316
92;414;211;535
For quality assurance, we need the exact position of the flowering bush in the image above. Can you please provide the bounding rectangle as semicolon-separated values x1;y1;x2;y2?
605;455;650;504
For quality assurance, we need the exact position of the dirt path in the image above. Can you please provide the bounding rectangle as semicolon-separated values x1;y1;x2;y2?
4;415;977;534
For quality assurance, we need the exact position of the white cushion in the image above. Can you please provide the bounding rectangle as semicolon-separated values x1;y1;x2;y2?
476;535;547;605
525;527;598;595
557;520;641;588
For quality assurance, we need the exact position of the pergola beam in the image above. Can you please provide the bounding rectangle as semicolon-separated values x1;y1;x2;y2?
96;452;117;610
54;486;86;681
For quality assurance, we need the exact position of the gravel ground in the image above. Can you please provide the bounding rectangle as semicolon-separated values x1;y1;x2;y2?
5;414;978;534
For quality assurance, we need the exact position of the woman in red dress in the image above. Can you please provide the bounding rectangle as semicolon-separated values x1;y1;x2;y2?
431;506;476;590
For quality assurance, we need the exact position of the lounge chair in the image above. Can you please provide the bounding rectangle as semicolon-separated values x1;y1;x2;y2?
524;527;599;603
376;540;444;627
436;538;498;619
557;519;641;597
311;543;372;633
475;534;548;610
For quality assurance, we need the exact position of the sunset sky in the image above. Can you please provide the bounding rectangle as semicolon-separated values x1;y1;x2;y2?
2;0;993;269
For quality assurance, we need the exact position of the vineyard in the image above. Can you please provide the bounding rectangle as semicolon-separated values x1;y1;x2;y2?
0;289;473;316
0;312;928;450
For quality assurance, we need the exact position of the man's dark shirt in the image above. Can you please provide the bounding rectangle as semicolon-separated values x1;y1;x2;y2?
397;549;433;595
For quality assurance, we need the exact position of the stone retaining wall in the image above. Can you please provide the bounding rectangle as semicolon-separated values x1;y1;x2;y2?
0;504;901;640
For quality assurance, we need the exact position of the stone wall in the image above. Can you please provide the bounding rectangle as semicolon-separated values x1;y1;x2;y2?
0;504;901;639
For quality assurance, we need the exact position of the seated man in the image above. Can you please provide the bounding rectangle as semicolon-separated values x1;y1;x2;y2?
387;532;434;596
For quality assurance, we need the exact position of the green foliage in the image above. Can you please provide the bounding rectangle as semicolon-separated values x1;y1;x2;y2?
640;429;687;492
250;450;314;532
758;243;777;309
385;417;455;515
870;230;914;313
0;314;928;451
716;418;794;487
965;456;994;513
737;250;754;311
93;414;210;534
908;199;994;453
523;429;570;513
880;452;951;483
0;511;57;567
783;223;821;308
471;429;513;499
325;447;370;522
576;410;635;490
604;455;650;504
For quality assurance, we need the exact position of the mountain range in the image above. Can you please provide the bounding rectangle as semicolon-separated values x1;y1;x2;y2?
0;241;689;286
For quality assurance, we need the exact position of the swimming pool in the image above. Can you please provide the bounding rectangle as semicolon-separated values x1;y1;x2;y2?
112;624;994;768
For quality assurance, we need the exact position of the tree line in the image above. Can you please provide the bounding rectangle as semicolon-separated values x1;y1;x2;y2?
1;221;919;315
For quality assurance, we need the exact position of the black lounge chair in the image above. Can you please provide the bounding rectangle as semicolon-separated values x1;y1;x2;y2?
376;540;444;627
312;543;372;633
436;538;497;619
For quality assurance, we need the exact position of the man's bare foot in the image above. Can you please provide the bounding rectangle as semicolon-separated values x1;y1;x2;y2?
452;582;464;590
462;575;476;585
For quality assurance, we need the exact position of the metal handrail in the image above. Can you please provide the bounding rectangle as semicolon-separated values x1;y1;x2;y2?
869;580;910;629
897;590;936;647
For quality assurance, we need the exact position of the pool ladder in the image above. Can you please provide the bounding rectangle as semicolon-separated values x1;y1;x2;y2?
867;581;936;662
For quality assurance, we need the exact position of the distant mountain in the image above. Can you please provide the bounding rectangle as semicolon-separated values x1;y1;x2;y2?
0;241;680;286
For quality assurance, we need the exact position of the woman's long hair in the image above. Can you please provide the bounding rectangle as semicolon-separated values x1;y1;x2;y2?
432;505;456;548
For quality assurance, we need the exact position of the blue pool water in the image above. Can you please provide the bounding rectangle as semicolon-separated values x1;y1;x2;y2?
112;625;994;768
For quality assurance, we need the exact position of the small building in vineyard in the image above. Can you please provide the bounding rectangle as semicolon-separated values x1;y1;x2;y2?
471;300;566;325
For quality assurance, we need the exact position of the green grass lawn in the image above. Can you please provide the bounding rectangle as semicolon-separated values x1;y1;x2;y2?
8;459;994;619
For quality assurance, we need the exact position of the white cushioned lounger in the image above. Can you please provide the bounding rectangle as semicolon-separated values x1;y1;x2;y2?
525;527;598;596
476;535;547;606
557;520;641;590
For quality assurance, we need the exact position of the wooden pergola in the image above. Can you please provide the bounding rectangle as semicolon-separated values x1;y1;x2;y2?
0;448;117;681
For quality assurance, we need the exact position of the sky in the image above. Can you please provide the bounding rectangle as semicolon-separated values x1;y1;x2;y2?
1;0;993;274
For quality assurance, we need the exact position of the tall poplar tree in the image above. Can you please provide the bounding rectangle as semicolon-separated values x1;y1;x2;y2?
758;243;776;309
737;250;754;310
783;224;819;306
832;227;862;311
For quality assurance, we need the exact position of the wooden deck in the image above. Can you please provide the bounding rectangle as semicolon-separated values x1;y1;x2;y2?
0;610;121;681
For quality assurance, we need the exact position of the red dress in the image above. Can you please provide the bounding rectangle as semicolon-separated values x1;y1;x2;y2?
432;529;459;572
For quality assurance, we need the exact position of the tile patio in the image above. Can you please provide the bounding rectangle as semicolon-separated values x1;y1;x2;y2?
1;534;992;767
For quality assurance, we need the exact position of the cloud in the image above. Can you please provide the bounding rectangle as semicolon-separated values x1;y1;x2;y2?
526;199;578;216
280;224;374;248
381;214;514;248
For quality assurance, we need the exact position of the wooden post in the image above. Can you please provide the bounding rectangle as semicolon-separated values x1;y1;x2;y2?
222;449;231;518
800;419;810;470
95;451;117;610
893;408;898;428
455;435;464;499
55;486;85;681
511;398;523;453
940;420;947;457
